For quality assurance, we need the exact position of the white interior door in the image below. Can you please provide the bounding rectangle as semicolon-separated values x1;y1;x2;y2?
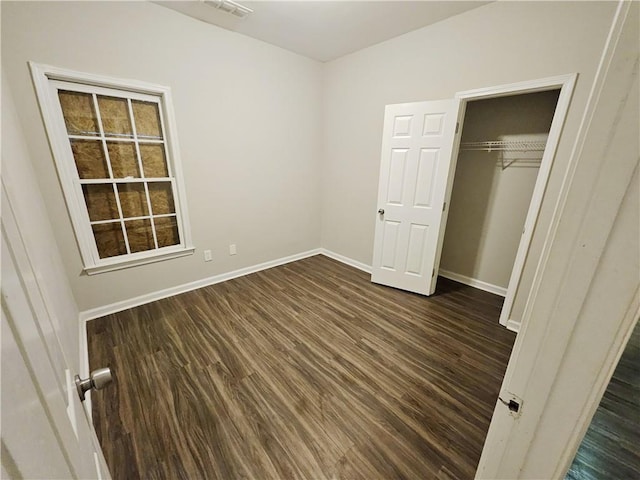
1;185;110;479
371;99;458;295
1;75;111;479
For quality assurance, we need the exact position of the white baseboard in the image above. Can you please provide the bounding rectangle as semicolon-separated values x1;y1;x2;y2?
80;248;322;322
505;318;521;333
319;249;372;273
438;269;507;297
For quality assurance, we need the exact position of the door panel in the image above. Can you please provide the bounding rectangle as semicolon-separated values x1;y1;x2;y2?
2;77;110;478
380;220;400;268
372;100;457;295
406;224;429;275
1;306;73;480
415;149;438;207
1;194;68;395
1;187;108;479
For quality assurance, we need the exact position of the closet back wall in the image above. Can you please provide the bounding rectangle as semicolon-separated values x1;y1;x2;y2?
2;1;323;312
440;91;560;291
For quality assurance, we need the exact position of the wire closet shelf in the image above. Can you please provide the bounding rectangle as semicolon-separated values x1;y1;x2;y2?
459;140;547;152
459;139;547;170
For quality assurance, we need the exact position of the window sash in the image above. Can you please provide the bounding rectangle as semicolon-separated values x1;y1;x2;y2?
30;63;193;274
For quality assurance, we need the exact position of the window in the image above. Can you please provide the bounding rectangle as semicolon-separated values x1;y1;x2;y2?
30;63;193;274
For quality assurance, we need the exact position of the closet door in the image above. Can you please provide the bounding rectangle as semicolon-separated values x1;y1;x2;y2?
371;100;458;295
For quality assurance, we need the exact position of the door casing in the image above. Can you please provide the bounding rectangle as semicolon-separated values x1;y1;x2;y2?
477;1;637;477
439;73;578;331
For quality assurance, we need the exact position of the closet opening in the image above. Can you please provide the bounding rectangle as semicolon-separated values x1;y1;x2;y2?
371;74;576;331
439;88;562;332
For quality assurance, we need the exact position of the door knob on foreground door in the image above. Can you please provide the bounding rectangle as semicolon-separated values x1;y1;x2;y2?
378;208;385;215
75;367;112;401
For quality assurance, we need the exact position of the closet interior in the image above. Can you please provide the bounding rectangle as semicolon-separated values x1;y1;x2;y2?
439;89;561;325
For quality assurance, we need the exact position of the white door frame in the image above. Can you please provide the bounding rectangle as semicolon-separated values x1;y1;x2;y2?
439;74;577;332
477;1;637;477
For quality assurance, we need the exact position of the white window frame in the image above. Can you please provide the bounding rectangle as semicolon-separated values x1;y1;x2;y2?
30;62;194;275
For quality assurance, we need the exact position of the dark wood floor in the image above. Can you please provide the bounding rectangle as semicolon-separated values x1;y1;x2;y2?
566;319;640;480
88;254;516;479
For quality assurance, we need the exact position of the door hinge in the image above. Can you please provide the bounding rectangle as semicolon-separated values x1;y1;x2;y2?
442;202;447;212
432;268;435;277
455;122;459;134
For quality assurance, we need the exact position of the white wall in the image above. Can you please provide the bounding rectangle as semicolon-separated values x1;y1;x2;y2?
1;1;323;312
440;90;559;290
1;1;620;318
322;1;616;315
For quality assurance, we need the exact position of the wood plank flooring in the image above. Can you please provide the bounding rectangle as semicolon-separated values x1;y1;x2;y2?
88;255;516;479
565;318;640;480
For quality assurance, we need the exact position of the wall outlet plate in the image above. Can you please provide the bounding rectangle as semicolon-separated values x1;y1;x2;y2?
204;249;212;262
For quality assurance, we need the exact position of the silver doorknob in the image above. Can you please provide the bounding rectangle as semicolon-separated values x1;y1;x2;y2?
378;208;385;215
75;367;112;401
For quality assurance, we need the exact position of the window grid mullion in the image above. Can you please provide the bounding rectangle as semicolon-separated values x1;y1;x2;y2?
127;98;159;250
156;104;183;244
90;213;176;226
155;100;174;178
169;178;184;245
92;93;131;255
92;94;115;180
68;134;163;144
79;177;172;185
116;197;131;255
144;182;158;249
127;98;147;180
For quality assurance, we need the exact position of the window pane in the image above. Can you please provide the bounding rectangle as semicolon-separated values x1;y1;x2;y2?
97;96;132;137
154;216;180;248
92;223;127;258
148;182;175;215
139;144;169;177
107;142;140;178
71;140;109;179
125;219;155;253
58;91;99;136
83;184;119;221
117;183;148;218
132;101;162;139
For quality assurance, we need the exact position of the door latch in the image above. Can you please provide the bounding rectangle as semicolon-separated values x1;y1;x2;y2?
498;392;523;417
75;367;113;401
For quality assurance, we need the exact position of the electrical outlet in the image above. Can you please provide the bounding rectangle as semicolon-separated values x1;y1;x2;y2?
204;249;212;262
229;244;237;255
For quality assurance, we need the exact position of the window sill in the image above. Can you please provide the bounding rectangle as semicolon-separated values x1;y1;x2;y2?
84;247;195;275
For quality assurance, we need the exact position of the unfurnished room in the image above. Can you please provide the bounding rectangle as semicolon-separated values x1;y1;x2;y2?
1;1;638;479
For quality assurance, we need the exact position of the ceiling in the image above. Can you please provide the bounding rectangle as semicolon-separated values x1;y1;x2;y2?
156;1;490;62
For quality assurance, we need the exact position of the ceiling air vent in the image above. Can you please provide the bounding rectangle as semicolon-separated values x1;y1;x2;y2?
201;0;253;18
